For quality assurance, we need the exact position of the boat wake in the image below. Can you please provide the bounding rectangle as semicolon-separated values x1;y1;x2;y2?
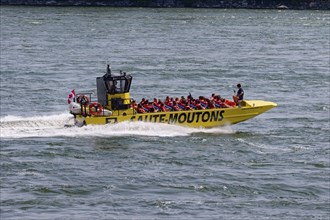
0;113;235;139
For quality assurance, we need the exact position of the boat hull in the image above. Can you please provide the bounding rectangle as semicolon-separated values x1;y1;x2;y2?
74;100;277;128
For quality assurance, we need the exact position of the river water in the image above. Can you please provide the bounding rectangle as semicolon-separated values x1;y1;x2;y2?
0;6;329;219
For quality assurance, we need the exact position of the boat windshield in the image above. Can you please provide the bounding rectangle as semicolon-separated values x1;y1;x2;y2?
105;76;132;94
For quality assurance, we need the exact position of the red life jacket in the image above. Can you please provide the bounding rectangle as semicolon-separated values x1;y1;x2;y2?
137;108;145;113
161;106;167;112
172;105;180;111
225;99;236;107
185;105;191;110
196;104;203;110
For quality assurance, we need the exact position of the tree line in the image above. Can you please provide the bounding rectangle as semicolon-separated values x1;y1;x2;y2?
1;0;329;9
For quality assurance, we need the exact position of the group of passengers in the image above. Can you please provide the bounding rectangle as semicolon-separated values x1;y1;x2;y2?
131;94;237;114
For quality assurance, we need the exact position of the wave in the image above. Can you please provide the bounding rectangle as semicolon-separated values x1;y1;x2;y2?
0;113;235;139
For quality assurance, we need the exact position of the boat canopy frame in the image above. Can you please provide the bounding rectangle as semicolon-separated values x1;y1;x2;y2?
96;65;133;106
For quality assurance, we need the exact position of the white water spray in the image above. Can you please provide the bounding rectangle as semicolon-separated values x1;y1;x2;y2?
0;113;235;139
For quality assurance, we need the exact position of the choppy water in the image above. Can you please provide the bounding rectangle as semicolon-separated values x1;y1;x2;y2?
1;6;329;219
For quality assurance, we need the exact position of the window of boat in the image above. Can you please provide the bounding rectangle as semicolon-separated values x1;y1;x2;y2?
105;79;130;94
105;80;115;94
104;75;132;94
124;77;132;92
117;79;125;93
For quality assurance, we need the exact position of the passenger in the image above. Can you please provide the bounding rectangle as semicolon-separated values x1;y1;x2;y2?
159;103;168;112
214;95;221;105
165;97;174;107
131;100;138;111
199;96;208;105
219;98;229;108
190;98;196;106
164;96;171;106
140;98;145;105
142;99;150;110
195;100;205;110
210;93;216;101
207;100;216;109
137;104;146;113
187;93;193;101
170;97;174;105
148;102;157;113
182;100;191;110
131;100;135;108
153;98;161;108
157;99;163;107
213;96;222;108
234;83;244;106
172;101;181;111
178;96;185;106
180;96;185;102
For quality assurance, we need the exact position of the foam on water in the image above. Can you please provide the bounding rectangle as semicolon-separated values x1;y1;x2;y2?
0;113;235;139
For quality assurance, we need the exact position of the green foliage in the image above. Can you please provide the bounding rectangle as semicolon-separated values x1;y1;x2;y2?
289;0;305;5
130;0;151;6
183;0;194;7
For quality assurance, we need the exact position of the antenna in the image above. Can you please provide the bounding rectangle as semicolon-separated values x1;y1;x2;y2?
107;64;111;76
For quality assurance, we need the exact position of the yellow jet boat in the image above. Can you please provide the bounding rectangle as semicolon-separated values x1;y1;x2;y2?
69;65;277;127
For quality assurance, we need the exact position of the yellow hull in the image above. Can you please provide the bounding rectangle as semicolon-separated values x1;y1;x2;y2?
74;100;277;128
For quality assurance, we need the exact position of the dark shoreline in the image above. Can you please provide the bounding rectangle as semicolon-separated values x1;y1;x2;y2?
1;0;330;10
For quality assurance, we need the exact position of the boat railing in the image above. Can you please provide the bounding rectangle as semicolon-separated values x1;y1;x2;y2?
76;92;93;103
74;92;108;117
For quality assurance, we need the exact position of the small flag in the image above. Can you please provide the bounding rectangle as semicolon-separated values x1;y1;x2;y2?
67;90;76;104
